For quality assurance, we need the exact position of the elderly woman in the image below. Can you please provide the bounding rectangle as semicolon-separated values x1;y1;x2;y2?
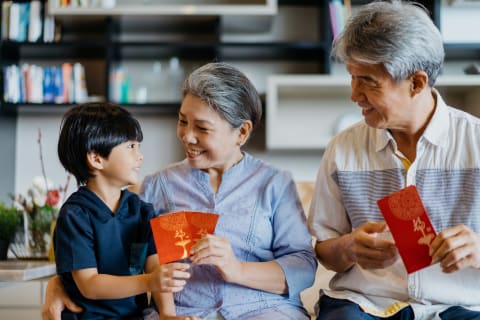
42;62;317;320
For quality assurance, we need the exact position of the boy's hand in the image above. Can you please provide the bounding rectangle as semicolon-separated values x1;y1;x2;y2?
149;262;191;292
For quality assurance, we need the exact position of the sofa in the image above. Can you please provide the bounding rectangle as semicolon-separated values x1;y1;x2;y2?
296;182;334;318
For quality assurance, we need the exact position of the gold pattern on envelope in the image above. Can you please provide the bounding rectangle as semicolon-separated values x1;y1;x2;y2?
157;212;191;260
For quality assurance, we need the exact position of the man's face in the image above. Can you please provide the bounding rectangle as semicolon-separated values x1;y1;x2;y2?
346;62;414;131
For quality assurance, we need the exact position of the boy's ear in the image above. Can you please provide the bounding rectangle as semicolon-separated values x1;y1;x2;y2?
86;151;104;170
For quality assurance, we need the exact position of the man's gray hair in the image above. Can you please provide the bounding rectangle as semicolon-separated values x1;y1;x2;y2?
332;0;444;86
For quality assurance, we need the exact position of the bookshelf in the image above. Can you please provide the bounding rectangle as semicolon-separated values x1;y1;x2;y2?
1;0;480;200
0;0;332;113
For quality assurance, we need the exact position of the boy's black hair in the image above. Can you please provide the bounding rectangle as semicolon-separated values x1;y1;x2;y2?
58;102;143;186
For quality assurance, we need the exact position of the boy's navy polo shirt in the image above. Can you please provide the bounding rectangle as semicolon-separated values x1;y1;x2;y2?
55;187;157;319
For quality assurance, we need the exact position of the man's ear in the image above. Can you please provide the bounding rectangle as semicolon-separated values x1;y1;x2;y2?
86;151;104;170
410;70;429;96
238;120;253;146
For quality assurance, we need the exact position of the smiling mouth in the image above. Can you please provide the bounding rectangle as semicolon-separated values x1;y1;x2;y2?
361;107;374;116
187;149;203;158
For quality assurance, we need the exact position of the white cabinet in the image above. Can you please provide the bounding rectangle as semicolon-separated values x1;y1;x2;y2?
266;75;359;150
0;280;48;320
266;74;480;150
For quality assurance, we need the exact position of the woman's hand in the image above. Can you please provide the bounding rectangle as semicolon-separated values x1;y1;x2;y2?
190;234;242;283
41;275;83;320
430;224;480;273
148;262;191;293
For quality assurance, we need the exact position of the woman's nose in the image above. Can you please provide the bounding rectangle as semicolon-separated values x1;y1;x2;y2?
181;128;197;144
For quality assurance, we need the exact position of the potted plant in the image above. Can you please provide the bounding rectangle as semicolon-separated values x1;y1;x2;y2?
0;202;21;260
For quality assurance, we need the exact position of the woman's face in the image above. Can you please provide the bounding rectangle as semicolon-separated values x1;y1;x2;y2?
177;93;246;174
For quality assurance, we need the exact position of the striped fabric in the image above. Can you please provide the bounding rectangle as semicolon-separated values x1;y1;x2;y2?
308;91;480;319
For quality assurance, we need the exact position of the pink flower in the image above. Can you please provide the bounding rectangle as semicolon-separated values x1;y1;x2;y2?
46;190;60;207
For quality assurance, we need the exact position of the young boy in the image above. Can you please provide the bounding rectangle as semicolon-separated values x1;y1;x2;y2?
54;102;191;319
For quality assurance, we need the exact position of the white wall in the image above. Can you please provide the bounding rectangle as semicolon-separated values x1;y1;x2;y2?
15;113;184;195
15;112;323;196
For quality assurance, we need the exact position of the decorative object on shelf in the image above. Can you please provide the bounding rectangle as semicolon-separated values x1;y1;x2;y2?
11;129;71;259
0;202;22;260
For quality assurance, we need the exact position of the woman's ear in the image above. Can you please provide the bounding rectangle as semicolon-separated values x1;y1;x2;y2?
86;151;104;170
410;70;429;96
238;120;253;146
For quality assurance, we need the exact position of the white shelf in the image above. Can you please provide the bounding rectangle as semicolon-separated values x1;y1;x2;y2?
436;75;480;87
266;74;480;150
266;75;359;150
48;0;277;16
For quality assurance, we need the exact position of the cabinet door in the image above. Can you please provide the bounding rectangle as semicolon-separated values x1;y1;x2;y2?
0;280;48;319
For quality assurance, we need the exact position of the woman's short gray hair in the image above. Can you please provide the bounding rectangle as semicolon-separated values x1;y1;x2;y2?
332;0;444;86
182;62;262;131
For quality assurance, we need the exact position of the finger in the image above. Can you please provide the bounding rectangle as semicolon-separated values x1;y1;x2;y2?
359;221;388;234
171;270;191;280
64;300;83;313
190;235;222;253
430;225;466;254
431;229;471;263
164;277;187;290
168;262;191;271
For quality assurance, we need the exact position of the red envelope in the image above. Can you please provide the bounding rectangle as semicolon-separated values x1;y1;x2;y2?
377;185;436;274
150;211;219;264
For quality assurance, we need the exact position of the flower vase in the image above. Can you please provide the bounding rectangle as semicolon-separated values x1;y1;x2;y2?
24;208;55;259
0;239;9;260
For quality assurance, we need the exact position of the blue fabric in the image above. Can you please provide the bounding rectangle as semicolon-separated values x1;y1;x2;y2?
55;187;157;320
317;296;414;320
439;306;480;320
140;152;316;320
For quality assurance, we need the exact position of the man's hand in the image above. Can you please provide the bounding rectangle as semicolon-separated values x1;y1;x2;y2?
344;221;399;270
41;275;83;320
430;224;480;273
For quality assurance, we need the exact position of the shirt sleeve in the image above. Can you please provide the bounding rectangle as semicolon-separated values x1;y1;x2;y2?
271;172;318;297
55;204;97;273
308;140;352;241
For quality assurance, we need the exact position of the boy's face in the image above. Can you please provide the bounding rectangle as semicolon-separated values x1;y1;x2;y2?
99;141;143;188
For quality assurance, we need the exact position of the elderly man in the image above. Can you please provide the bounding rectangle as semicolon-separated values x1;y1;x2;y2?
308;1;480;320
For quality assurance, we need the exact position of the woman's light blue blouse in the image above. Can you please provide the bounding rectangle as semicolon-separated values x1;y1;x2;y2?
140;152;317;319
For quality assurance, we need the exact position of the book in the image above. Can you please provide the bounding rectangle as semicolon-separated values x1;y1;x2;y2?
377;185;436;274
28;1;42;42
150;211;219;264
1;1;12;40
